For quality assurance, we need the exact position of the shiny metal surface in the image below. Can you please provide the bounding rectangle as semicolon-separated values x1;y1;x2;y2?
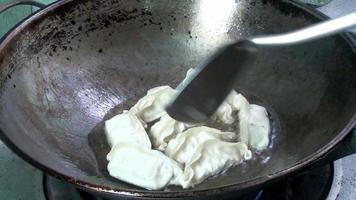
251;12;356;45
0;0;355;199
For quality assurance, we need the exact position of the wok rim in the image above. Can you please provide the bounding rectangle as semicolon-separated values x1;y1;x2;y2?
0;0;355;198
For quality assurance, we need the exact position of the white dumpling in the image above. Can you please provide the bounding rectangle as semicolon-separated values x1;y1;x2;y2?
229;93;251;145
104;66;272;190
179;139;252;188
149;114;186;151
213;90;249;125
213;102;234;124
248;105;270;150
104;112;151;149
226;90;250;111
165;126;237;165
107;143;183;190
130;86;176;123
228;92;270;150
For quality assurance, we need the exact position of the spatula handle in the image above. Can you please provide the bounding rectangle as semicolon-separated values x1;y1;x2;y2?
251;12;356;45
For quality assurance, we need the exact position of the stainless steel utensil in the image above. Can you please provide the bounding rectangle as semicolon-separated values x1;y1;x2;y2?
168;12;356;123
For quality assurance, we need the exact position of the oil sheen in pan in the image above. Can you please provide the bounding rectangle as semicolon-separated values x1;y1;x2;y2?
87;92;281;189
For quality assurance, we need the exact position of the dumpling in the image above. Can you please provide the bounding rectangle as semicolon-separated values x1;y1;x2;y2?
226;90;250;111
107;143;184;190
224;91;270;150
104;67;271;190
104;111;151;149
179;139;251;188
213;102;234;124
149;114;186;151
130;86;176;123
229;92;251;145
165;126;237;165
213;91;249;125
248;105;270;150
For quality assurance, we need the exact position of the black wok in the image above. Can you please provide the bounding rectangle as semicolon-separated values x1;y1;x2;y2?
0;0;355;199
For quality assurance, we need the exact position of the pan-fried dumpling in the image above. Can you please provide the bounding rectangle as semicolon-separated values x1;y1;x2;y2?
229;92;251;145
213;102;235;124
247;105;270;150
130;86;176;123
165;126;237;165
104;67;271;190
104;111;151;148
149;114;186;151
107;143;183;190
224;91;270;150
179;140;252;188
213;91;249;125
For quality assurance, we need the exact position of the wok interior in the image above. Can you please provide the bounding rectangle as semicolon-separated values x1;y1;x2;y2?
0;0;355;195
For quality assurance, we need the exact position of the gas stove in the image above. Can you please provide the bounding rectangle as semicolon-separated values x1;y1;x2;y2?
0;0;355;199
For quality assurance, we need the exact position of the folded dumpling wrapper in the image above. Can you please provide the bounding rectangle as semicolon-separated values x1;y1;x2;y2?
130;86;176;123
218;90;271;151
227;91;251;145
213;102;235;124
149;114;186;151
107;143;183;190
165;126;237;165
247;105;271;150
180;139;252;188
104;68;271;190
104;111;151;149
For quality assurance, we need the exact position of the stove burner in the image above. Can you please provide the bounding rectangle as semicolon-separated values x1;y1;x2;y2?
259;164;333;200
43;164;333;200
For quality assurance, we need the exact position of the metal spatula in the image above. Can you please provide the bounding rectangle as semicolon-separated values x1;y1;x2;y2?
167;12;356;123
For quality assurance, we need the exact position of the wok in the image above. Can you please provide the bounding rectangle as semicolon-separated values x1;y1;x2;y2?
0;0;355;199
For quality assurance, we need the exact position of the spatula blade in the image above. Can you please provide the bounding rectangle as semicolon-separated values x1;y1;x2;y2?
167;40;257;123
